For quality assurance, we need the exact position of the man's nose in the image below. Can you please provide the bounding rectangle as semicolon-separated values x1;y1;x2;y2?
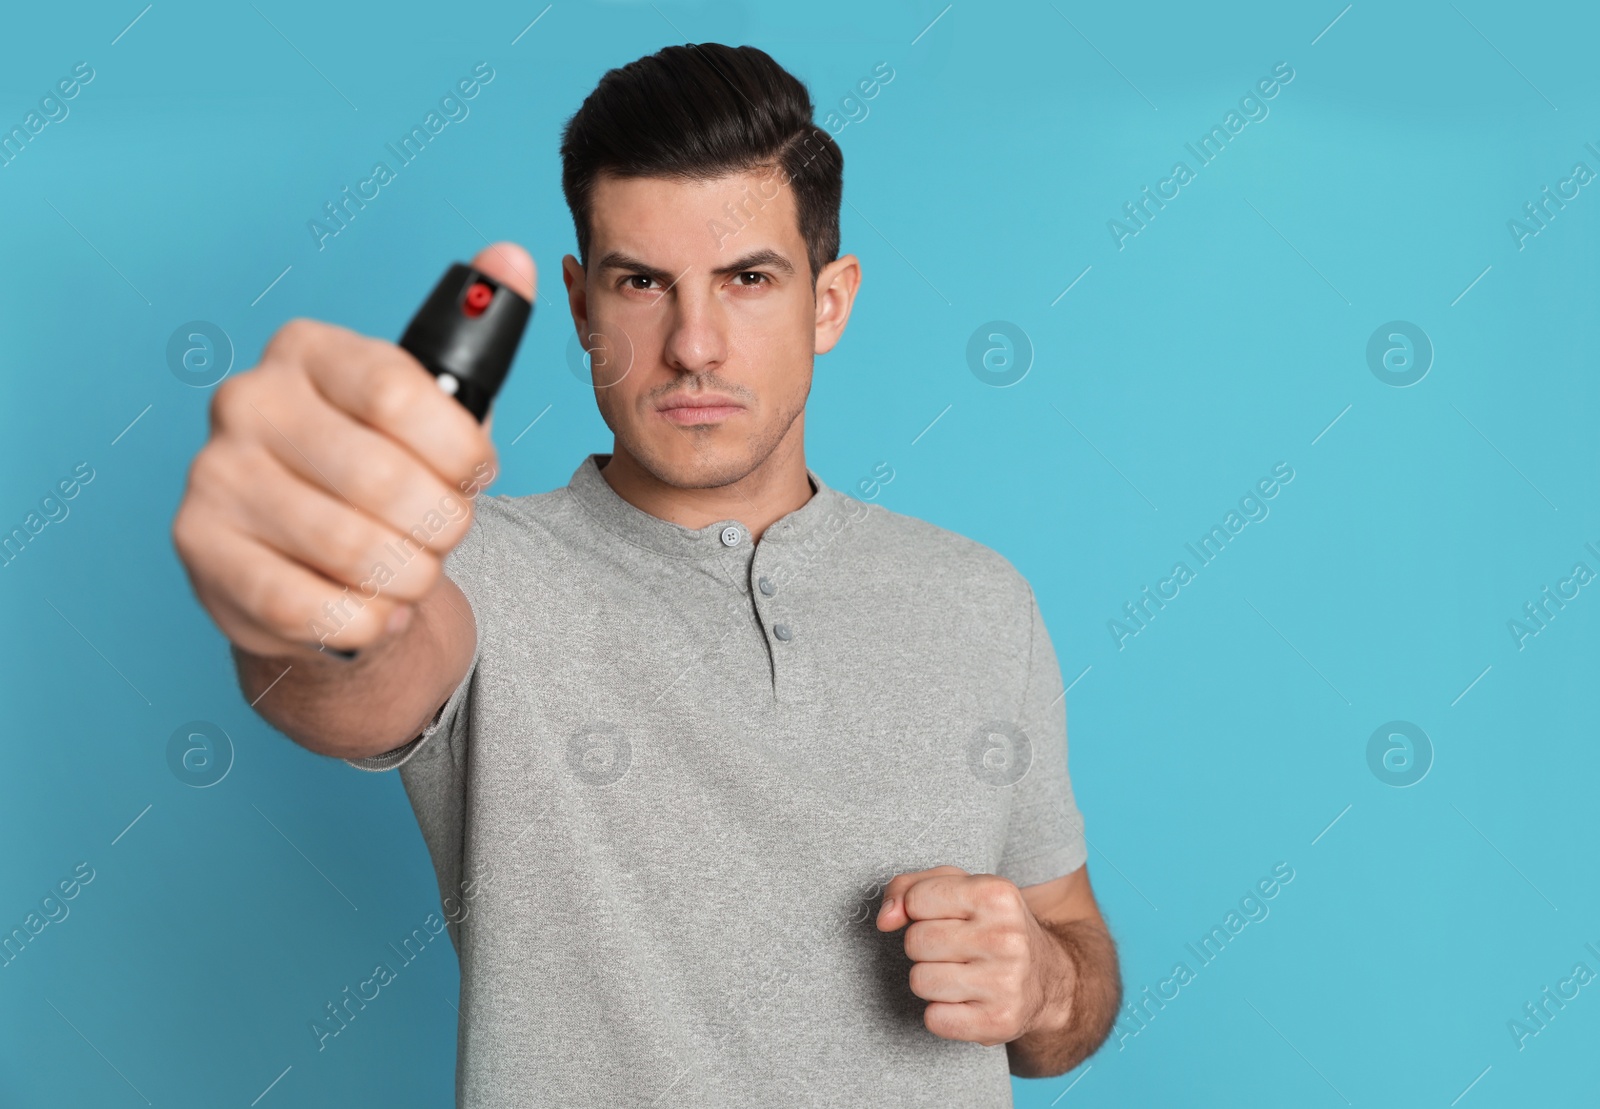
661;282;729;372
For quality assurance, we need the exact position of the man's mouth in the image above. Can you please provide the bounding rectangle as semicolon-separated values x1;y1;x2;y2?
656;392;745;425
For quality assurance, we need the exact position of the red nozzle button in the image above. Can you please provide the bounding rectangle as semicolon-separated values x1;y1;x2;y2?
463;282;494;317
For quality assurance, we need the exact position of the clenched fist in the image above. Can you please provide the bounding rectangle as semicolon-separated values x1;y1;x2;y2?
172;242;536;661
876;865;1075;1048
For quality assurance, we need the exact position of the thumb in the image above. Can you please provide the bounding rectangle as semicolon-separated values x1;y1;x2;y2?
469;241;537;304
877;889;910;932
464;243;530;433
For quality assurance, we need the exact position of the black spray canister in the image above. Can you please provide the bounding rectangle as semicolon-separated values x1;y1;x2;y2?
398;262;533;422
322;262;531;660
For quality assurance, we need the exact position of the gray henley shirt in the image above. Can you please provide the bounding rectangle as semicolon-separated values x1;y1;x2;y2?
348;452;1089;1107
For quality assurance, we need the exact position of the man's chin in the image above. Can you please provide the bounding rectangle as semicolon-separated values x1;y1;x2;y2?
632;437;757;491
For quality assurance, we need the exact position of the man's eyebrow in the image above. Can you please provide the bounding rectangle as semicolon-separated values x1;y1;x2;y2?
593;248;797;282
594;251;675;284
711;248;795;277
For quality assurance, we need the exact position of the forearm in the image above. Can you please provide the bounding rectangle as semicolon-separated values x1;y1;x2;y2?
1007;918;1122;1078
234;576;475;760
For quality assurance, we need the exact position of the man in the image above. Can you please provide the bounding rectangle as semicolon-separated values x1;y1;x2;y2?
172;42;1120;1105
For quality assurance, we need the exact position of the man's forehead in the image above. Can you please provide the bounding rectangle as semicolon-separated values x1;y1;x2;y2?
589;168;801;259
591;166;792;206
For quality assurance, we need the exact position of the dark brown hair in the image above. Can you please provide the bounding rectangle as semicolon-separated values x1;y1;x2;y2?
559;43;843;281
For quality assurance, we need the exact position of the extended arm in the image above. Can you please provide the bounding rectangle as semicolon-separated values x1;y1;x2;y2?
232;573;474;760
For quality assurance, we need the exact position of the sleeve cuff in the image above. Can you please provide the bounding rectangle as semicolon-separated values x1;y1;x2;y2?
343;638;478;773
1000;838;1090;890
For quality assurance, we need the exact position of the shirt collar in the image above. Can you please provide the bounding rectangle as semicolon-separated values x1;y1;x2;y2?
565;452;846;559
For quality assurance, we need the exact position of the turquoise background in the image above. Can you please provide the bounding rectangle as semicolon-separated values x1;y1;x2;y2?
2;0;1596;1105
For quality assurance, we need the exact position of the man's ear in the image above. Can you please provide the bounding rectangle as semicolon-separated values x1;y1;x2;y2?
814;253;861;356
561;254;588;337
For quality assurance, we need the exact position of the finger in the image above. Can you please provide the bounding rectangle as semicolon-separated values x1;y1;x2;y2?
908;960;982;1005
228;452;444;604
193;526;406;656
279;319;496;491
469;240;537;303
922;1000;994;1045
902;918;976;964
203;577;345;663
877;867;972;931
904;874;986;923
240;372;478;554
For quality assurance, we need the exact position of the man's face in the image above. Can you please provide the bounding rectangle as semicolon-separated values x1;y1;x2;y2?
561;168;858;489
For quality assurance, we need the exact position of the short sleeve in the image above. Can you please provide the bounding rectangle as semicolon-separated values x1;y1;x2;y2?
343;635;477;773
994;583;1089;889
344;493;490;775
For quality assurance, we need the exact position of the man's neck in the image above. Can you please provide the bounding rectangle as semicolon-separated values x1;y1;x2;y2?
598;440;815;543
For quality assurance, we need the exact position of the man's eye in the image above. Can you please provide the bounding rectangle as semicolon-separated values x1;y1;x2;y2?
734;272;769;286
625;275;656;290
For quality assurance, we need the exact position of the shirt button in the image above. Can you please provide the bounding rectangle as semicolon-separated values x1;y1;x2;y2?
758;577;775;596
773;623;792;641
719;525;742;547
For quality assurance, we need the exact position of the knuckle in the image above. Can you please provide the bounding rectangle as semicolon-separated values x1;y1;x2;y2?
468;442;500;488
440;517;475;556
999;967;1027;1001
364;376;418;429
1010;971;1033;1004
187;442;232;494
170;503;201;563
377;549;441;602
976;877;1016;912
265;316;315;360
404;550;444;593
315;610;383;653
252;575;310;638
996;929;1028;960
208;373;250;431
406;495;462;553
321;515;378;582
352;453;407;513
473;456;500;492
173;468;231;565
433;493;473;543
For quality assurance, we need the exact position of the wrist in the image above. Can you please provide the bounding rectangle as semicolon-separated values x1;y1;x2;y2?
1024;919;1079;1038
